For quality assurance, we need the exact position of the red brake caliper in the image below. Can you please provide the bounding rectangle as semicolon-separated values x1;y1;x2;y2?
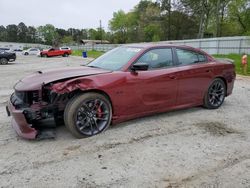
97;106;102;118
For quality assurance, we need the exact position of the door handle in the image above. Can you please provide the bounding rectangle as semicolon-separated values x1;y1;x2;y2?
206;69;212;73
168;75;177;79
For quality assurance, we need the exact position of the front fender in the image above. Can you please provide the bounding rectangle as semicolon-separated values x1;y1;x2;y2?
51;78;99;94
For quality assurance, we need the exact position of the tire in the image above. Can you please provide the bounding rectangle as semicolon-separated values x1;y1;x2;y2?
24;52;29;55
0;58;8;65
204;78;226;109
64;92;112;138
63;53;69;57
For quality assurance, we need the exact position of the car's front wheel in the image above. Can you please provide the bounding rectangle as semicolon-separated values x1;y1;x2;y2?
63;53;69;57
0;58;8;65
204;78;226;109
64;93;112;138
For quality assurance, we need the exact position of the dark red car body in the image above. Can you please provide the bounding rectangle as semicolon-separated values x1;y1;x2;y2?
40;48;72;57
7;44;235;139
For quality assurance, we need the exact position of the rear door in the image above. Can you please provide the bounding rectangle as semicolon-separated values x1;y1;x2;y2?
174;48;214;106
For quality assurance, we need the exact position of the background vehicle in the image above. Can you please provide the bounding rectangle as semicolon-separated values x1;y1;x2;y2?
0;50;16;64
0;47;12;53
7;44;235;139
40;48;72;57
23;48;40;56
60;47;71;51
13;49;23;52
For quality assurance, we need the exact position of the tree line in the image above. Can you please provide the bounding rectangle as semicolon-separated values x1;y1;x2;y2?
0;0;249;45
0;22;108;45
109;0;250;43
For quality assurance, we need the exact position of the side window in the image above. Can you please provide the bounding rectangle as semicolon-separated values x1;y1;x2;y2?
137;48;173;69
197;54;207;62
176;49;199;65
176;49;207;65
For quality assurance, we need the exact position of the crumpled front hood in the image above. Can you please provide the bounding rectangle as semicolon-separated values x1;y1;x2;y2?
15;66;111;91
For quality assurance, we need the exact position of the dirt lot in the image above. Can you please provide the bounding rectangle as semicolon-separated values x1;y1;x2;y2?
0;55;250;188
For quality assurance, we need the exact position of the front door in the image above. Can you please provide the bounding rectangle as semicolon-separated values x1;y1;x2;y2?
126;48;178;113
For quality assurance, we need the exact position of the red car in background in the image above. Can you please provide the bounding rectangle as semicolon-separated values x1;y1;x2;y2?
7;44;235;140
40;47;72;57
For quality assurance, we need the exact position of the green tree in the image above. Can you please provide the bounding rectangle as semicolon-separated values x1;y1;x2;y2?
38;24;59;45
109;10;128;43
6;24;18;42
17;22;28;42
228;0;250;34
61;36;74;44
0;26;7;41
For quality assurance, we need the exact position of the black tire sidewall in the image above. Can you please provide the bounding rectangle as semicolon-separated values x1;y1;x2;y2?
204;78;226;109
0;58;8;65
64;93;112;138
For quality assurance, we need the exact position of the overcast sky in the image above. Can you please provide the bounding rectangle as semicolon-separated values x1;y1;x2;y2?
0;0;141;30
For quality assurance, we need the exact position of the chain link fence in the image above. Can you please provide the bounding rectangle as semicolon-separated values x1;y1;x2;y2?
70;36;250;55
1;36;249;55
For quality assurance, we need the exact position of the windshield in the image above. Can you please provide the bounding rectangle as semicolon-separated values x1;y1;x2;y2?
87;46;142;71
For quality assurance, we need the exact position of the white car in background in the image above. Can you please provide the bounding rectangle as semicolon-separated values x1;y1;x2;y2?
23;48;40;56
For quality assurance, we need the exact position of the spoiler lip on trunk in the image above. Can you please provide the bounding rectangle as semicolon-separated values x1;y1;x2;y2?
215;58;235;64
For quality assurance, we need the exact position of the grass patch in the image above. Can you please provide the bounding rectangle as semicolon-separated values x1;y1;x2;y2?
213;54;250;76
72;50;104;59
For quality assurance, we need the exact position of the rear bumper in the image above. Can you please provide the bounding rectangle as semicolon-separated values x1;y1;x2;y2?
7;101;37;139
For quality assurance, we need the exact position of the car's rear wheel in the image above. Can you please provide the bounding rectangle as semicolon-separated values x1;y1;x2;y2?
0;58;8;65
204;78;226;109
64;93;112;138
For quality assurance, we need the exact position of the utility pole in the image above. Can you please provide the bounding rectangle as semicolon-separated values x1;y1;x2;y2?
100;20;102;44
168;0;171;40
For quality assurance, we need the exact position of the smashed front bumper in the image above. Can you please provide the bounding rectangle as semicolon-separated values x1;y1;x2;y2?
6;100;38;139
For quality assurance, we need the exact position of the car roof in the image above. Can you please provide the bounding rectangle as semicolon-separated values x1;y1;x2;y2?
124;43;198;50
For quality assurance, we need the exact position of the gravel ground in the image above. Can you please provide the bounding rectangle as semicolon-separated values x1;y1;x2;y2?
0;55;250;188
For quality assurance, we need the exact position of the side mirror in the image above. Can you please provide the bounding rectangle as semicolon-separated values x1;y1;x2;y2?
131;63;149;71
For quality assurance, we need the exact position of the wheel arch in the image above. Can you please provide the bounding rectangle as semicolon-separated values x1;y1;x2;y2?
0;57;9;63
69;88;114;112
214;76;228;94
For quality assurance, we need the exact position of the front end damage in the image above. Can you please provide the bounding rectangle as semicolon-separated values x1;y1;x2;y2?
6;66;112;140
7;84;74;139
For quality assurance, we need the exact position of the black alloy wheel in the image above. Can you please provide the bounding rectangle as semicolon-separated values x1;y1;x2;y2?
64;93;112;138
204;78;226;109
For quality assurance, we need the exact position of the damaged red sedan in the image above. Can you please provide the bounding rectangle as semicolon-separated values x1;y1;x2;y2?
6;44;235;139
